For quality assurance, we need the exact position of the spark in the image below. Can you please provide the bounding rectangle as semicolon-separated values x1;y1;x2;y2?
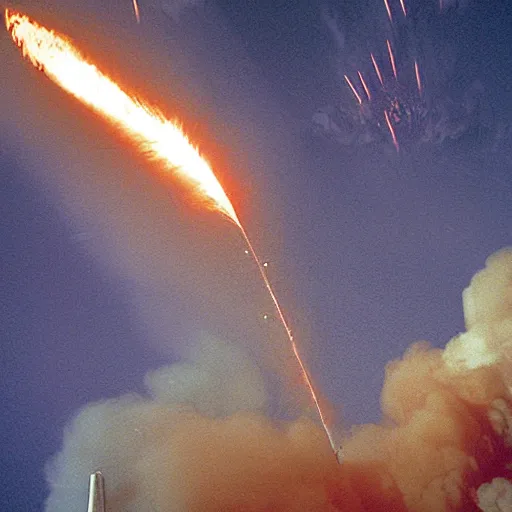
132;0;140;23
5;8;338;455
384;110;399;152
371;53;384;86
383;0;393;22
387;39;397;80
357;71;371;100
399;0;407;16
263;261;269;268
414;59;422;96
344;74;362;105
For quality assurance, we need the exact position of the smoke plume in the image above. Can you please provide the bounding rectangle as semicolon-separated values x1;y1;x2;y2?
45;248;512;511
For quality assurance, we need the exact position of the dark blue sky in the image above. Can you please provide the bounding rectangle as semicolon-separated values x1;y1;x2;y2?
1;1;511;510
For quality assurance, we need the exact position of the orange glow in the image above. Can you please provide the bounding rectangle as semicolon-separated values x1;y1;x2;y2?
384;110;399;152
5;9;239;225
6;8;338;456
383;0;393;22
357;71;371;100
414;59;422;96
370;53;384;86
387;39;397;79
344;74;362;105
132;0;140;23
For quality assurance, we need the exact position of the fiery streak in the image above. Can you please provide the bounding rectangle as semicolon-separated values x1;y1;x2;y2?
344;74;362;105
387;39;397;80
241;231;337;453
414;59;422;96
132;0;140;23
5;9;337;455
384;110;399;152
357;71;371;100
399;0;407;16
371;53;384;86
383;0;393;22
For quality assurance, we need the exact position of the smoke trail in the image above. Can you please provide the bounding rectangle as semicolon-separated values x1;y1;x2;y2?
45;248;512;511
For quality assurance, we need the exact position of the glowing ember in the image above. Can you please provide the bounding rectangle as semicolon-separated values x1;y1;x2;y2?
132;0;140;23
358;71;371;101
344;74;362;105
383;0;393;22
384;110;399;152
387;39;398;80
399;0;407;16
5;8;337;455
371;52;384;86
414;59;423;96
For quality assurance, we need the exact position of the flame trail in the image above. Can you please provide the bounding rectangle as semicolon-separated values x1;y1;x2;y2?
132;0;140;23
357;71;371;101
399;0;407;16
386;39;397;80
384;110;399;151
370;53;384;86
414;59;422;96
5;9;337;454
240;230;337;452
383;0;393;22
344;74;362;105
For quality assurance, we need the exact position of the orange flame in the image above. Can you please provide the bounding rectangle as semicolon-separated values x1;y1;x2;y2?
5;8;337;455
5;9;239;226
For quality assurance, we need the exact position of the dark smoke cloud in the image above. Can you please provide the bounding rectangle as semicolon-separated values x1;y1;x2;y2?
45;249;512;511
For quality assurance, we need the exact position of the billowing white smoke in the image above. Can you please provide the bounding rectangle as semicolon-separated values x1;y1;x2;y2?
45;248;512;511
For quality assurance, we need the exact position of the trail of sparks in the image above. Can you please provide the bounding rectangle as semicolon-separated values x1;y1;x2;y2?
371;53;384;86
358;71;371;101
5;8;338;455
384;110;399;152
344;74;362;105
132;0;140;23
399;0;407;16
383;0;393;22
387;39;397;80
241;229;337;453
414;59;422;96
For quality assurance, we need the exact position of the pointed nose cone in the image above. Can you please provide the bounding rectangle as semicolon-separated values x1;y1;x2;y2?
87;472;106;512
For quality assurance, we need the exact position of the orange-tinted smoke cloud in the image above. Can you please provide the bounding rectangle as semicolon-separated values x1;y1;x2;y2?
44;248;512;511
